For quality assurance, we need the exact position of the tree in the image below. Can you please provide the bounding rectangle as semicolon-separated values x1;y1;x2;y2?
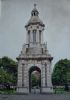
52;59;70;91
0;56;17;87
0;68;14;89
31;72;41;88
31;74;37;87
1;56;17;74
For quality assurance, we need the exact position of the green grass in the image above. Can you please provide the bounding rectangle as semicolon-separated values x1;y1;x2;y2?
53;87;70;94
0;88;16;94
0;88;70;94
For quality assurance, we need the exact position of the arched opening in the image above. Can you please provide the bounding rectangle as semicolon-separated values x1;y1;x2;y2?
29;66;41;93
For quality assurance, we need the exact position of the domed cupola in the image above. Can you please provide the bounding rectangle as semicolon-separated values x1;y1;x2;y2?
25;4;45;27
25;4;45;45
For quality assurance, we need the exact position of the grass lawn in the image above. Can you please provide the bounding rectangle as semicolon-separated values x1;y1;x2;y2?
0;88;70;94
53;87;70;94
0;88;16;94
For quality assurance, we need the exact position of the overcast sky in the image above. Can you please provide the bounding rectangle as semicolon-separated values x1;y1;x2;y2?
0;0;70;68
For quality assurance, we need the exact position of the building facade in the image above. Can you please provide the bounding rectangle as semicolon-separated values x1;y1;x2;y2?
17;4;53;94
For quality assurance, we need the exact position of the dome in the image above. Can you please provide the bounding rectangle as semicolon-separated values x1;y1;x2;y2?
25;16;45;27
25;4;45;28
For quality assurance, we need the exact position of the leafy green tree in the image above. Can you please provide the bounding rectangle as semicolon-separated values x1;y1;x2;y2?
52;59;70;91
1;56;17;74
0;68;14;86
31;73;41;88
0;56;17;87
31;74;37;87
0;58;2;68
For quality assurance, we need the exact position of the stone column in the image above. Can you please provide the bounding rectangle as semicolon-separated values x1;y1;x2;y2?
31;30;33;43
17;60;23;87
22;63;29;93
41;62;47;93
41;61;53;93
24;64;28;87
17;60;23;93
36;30;39;43
46;60;53;93
41;32;43;43
22;63;24;86
41;62;48;93
47;61;52;87
17;61;29;94
41;63;46;87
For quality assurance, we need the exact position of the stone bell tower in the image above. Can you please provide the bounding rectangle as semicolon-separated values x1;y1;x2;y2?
17;4;53;94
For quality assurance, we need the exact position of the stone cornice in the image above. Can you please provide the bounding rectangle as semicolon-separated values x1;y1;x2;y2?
16;55;53;61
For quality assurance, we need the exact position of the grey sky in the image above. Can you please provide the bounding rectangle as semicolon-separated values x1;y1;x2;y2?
0;0;70;68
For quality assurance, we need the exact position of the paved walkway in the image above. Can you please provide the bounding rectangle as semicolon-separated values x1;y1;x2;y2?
0;94;70;100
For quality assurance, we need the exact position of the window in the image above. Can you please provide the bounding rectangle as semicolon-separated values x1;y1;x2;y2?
39;30;41;43
33;30;36;43
28;30;30;43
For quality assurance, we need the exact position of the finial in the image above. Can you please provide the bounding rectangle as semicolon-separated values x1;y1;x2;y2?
34;4;37;9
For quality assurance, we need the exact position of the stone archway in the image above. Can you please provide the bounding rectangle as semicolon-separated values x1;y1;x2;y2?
29;66;41;93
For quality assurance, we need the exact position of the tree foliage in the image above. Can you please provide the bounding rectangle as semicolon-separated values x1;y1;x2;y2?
0;56;17;87
52;59;70;90
1;56;17;74
31;73;41;88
